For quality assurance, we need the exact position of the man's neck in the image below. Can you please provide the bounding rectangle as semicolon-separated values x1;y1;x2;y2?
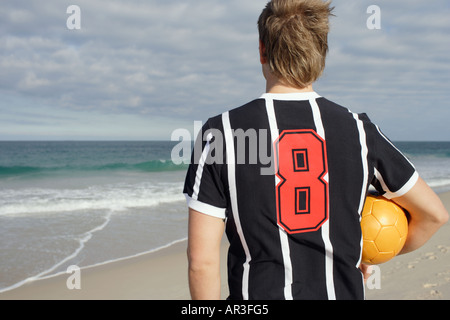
264;71;314;94
266;83;314;94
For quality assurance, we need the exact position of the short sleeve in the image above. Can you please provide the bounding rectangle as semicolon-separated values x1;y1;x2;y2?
183;118;228;219
362;114;419;199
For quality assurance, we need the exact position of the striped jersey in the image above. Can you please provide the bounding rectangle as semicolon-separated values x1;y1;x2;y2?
183;92;418;300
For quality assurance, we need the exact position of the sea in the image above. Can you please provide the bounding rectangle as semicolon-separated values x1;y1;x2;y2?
0;140;449;293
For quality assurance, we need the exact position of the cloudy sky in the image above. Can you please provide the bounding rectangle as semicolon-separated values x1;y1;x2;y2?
1;0;449;141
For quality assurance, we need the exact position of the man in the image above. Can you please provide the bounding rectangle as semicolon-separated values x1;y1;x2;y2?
183;0;448;300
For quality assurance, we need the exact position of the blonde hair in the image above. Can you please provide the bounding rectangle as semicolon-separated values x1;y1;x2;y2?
258;0;334;88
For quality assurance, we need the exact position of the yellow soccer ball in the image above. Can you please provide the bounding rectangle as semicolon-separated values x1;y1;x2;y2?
361;195;408;265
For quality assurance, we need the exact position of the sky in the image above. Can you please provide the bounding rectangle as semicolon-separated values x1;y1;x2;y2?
0;0;449;141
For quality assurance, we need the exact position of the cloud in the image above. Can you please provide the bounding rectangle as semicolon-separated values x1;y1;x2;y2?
0;92;193;140
1;1;265;121
315;0;450;140
0;0;449;140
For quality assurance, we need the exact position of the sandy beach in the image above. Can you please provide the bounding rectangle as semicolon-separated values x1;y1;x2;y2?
1;192;449;301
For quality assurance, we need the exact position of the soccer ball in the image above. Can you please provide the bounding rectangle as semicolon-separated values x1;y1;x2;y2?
361;195;409;265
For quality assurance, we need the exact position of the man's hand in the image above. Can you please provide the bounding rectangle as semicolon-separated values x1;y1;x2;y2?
359;263;372;283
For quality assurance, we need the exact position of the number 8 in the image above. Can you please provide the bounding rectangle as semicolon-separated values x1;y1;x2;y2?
274;130;329;234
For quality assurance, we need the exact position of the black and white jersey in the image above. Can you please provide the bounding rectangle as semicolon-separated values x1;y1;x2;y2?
183;92;418;300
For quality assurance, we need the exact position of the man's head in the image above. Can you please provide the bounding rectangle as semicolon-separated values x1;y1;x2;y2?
258;0;334;89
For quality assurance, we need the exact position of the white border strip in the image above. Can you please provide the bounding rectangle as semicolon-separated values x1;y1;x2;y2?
184;194;227;219
260;92;321;101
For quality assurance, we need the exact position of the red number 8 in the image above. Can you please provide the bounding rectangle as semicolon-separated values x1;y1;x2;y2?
274;130;329;234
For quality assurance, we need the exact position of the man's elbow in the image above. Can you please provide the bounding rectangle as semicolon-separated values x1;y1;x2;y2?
187;248;218;273
436;209;449;226
424;205;449;231
429;198;449;226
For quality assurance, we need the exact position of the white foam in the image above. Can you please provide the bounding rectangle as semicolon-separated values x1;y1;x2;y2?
0;181;184;217
0;210;114;293
428;178;450;190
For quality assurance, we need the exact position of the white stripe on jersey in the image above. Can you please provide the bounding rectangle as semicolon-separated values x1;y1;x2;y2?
264;95;294;300
192;132;213;201
352;114;369;216
263;94;337;300
375;125;415;168
375;168;419;200
352;112;370;300
222;111;252;300
310;98;336;301
373;125;419;199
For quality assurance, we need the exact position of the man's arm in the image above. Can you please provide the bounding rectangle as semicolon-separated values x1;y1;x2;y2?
361;177;448;279
392;177;449;254
187;208;225;300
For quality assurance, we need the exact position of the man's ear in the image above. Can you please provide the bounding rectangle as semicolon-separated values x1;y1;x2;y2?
259;39;267;65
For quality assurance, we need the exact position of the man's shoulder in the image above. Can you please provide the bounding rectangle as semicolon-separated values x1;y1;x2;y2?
206;98;266;125
317;97;372;122
317;96;351;114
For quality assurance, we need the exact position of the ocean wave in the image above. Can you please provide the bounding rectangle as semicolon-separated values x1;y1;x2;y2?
0;160;188;178
0;166;42;176
0;194;184;217
0;181;185;216
428;178;450;190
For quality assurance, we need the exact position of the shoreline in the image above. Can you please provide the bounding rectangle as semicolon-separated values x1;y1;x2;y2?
0;237;230;300
0;237;189;295
0;191;449;300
